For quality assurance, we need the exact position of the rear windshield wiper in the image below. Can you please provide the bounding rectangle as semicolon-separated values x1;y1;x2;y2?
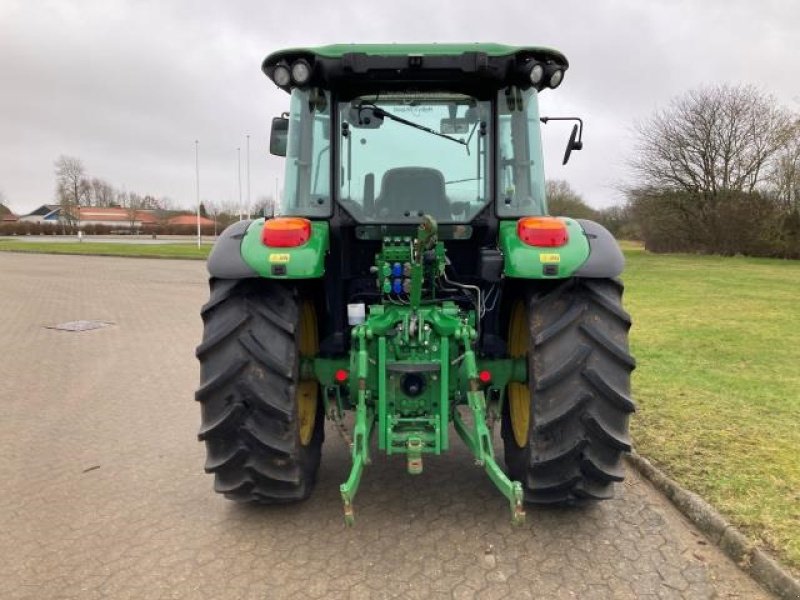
363;105;467;148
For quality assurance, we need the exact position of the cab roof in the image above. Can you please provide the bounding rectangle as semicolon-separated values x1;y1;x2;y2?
262;43;569;97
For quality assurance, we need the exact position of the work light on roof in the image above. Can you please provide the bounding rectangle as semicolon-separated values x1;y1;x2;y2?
548;68;564;89
529;63;544;85
272;64;291;87
291;60;312;86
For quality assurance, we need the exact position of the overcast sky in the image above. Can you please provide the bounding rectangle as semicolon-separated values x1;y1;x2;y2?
1;0;798;215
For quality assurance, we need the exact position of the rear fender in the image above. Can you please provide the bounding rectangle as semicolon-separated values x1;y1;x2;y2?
207;220;257;279
241;218;329;279
207;218;329;280
498;217;623;279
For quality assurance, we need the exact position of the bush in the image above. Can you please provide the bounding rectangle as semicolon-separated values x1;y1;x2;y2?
629;189;799;258
0;222;218;237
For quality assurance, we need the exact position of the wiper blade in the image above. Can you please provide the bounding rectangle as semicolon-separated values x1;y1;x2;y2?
369;106;467;148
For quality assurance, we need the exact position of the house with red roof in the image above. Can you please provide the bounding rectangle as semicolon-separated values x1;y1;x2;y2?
76;207;158;229
166;214;216;227
0;204;18;223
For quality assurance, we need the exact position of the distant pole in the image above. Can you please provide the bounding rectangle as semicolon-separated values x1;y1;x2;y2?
237;147;242;221
274;177;279;217
195;140;201;248
246;134;251;220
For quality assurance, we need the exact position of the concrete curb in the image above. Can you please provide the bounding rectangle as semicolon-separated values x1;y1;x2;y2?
626;451;800;600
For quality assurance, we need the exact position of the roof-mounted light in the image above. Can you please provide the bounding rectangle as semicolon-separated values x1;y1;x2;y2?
291;59;311;86
548;68;564;89
529;63;544;85
272;64;291;87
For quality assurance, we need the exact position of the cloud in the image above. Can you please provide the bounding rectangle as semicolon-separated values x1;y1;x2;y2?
1;0;798;213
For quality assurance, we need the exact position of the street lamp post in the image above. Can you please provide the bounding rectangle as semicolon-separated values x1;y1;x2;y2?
237;147;242;221
195;140;201;248
246;134;251;220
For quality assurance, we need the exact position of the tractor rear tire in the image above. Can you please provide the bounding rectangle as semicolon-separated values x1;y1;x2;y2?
195;278;324;503
502;278;636;504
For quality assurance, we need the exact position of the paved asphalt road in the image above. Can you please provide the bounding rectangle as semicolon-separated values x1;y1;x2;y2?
0;253;770;599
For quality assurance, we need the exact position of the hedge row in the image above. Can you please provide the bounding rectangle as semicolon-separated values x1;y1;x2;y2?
630;190;800;259
0;222;219;236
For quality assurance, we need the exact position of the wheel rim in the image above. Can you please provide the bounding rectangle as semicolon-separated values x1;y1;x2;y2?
297;300;319;446
508;300;530;448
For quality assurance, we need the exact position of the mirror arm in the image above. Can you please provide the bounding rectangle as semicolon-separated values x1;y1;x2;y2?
540;116;584;143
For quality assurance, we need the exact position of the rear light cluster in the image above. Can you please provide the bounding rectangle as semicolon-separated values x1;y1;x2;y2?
261;217;311;247
517;217;568;247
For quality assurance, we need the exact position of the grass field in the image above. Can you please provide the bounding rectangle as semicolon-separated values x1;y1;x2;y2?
623;243;800;571
0;239;211;259
2;236;797;569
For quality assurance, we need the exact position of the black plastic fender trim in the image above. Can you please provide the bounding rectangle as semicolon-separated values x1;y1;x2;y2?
574;219;625;278
207;220;258;279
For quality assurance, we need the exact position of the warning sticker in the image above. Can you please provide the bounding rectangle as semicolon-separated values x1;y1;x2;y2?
539;253;561;263
269;253;291;263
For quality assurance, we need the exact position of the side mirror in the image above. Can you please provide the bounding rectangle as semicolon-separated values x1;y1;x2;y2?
562;124;584;165
269;117;289;156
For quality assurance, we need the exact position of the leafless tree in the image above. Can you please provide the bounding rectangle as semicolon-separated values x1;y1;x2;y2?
54;155;90;231
769;119;800;213
252;195;278;218
545;180;598;220
139;195;160;210
628;85;799;253
631;85;795;196
88;178;116;207
119;191;143;231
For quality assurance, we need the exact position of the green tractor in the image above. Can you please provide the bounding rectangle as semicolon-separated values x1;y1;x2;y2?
196;43;635;524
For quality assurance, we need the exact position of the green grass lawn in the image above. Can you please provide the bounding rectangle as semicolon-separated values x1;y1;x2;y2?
0;239;211;259
623;244;800;571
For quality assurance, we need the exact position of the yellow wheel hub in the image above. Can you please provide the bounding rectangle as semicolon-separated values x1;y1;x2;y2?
297;300;319;446
507;301;531;448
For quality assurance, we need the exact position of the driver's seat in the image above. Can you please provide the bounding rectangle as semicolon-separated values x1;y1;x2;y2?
376;167;450;220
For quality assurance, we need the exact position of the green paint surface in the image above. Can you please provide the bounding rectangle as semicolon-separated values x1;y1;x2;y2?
240;219;329;278
499;217;590;279
267;43;566;61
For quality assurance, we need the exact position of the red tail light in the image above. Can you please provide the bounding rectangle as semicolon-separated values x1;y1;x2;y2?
478;370;492;383
517;217;569;247
262;217;311;247
334;369;349;383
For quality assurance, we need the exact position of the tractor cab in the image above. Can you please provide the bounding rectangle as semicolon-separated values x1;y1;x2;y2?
267;44;571;227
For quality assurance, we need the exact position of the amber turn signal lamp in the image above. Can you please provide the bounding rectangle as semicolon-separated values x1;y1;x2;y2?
262;217;311;247
517;217;568;247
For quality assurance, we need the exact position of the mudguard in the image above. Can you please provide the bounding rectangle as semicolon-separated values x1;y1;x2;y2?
207;218;330;280
498;217;624;279
207;220;258;279
242;218;329;278
573;219;625;278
